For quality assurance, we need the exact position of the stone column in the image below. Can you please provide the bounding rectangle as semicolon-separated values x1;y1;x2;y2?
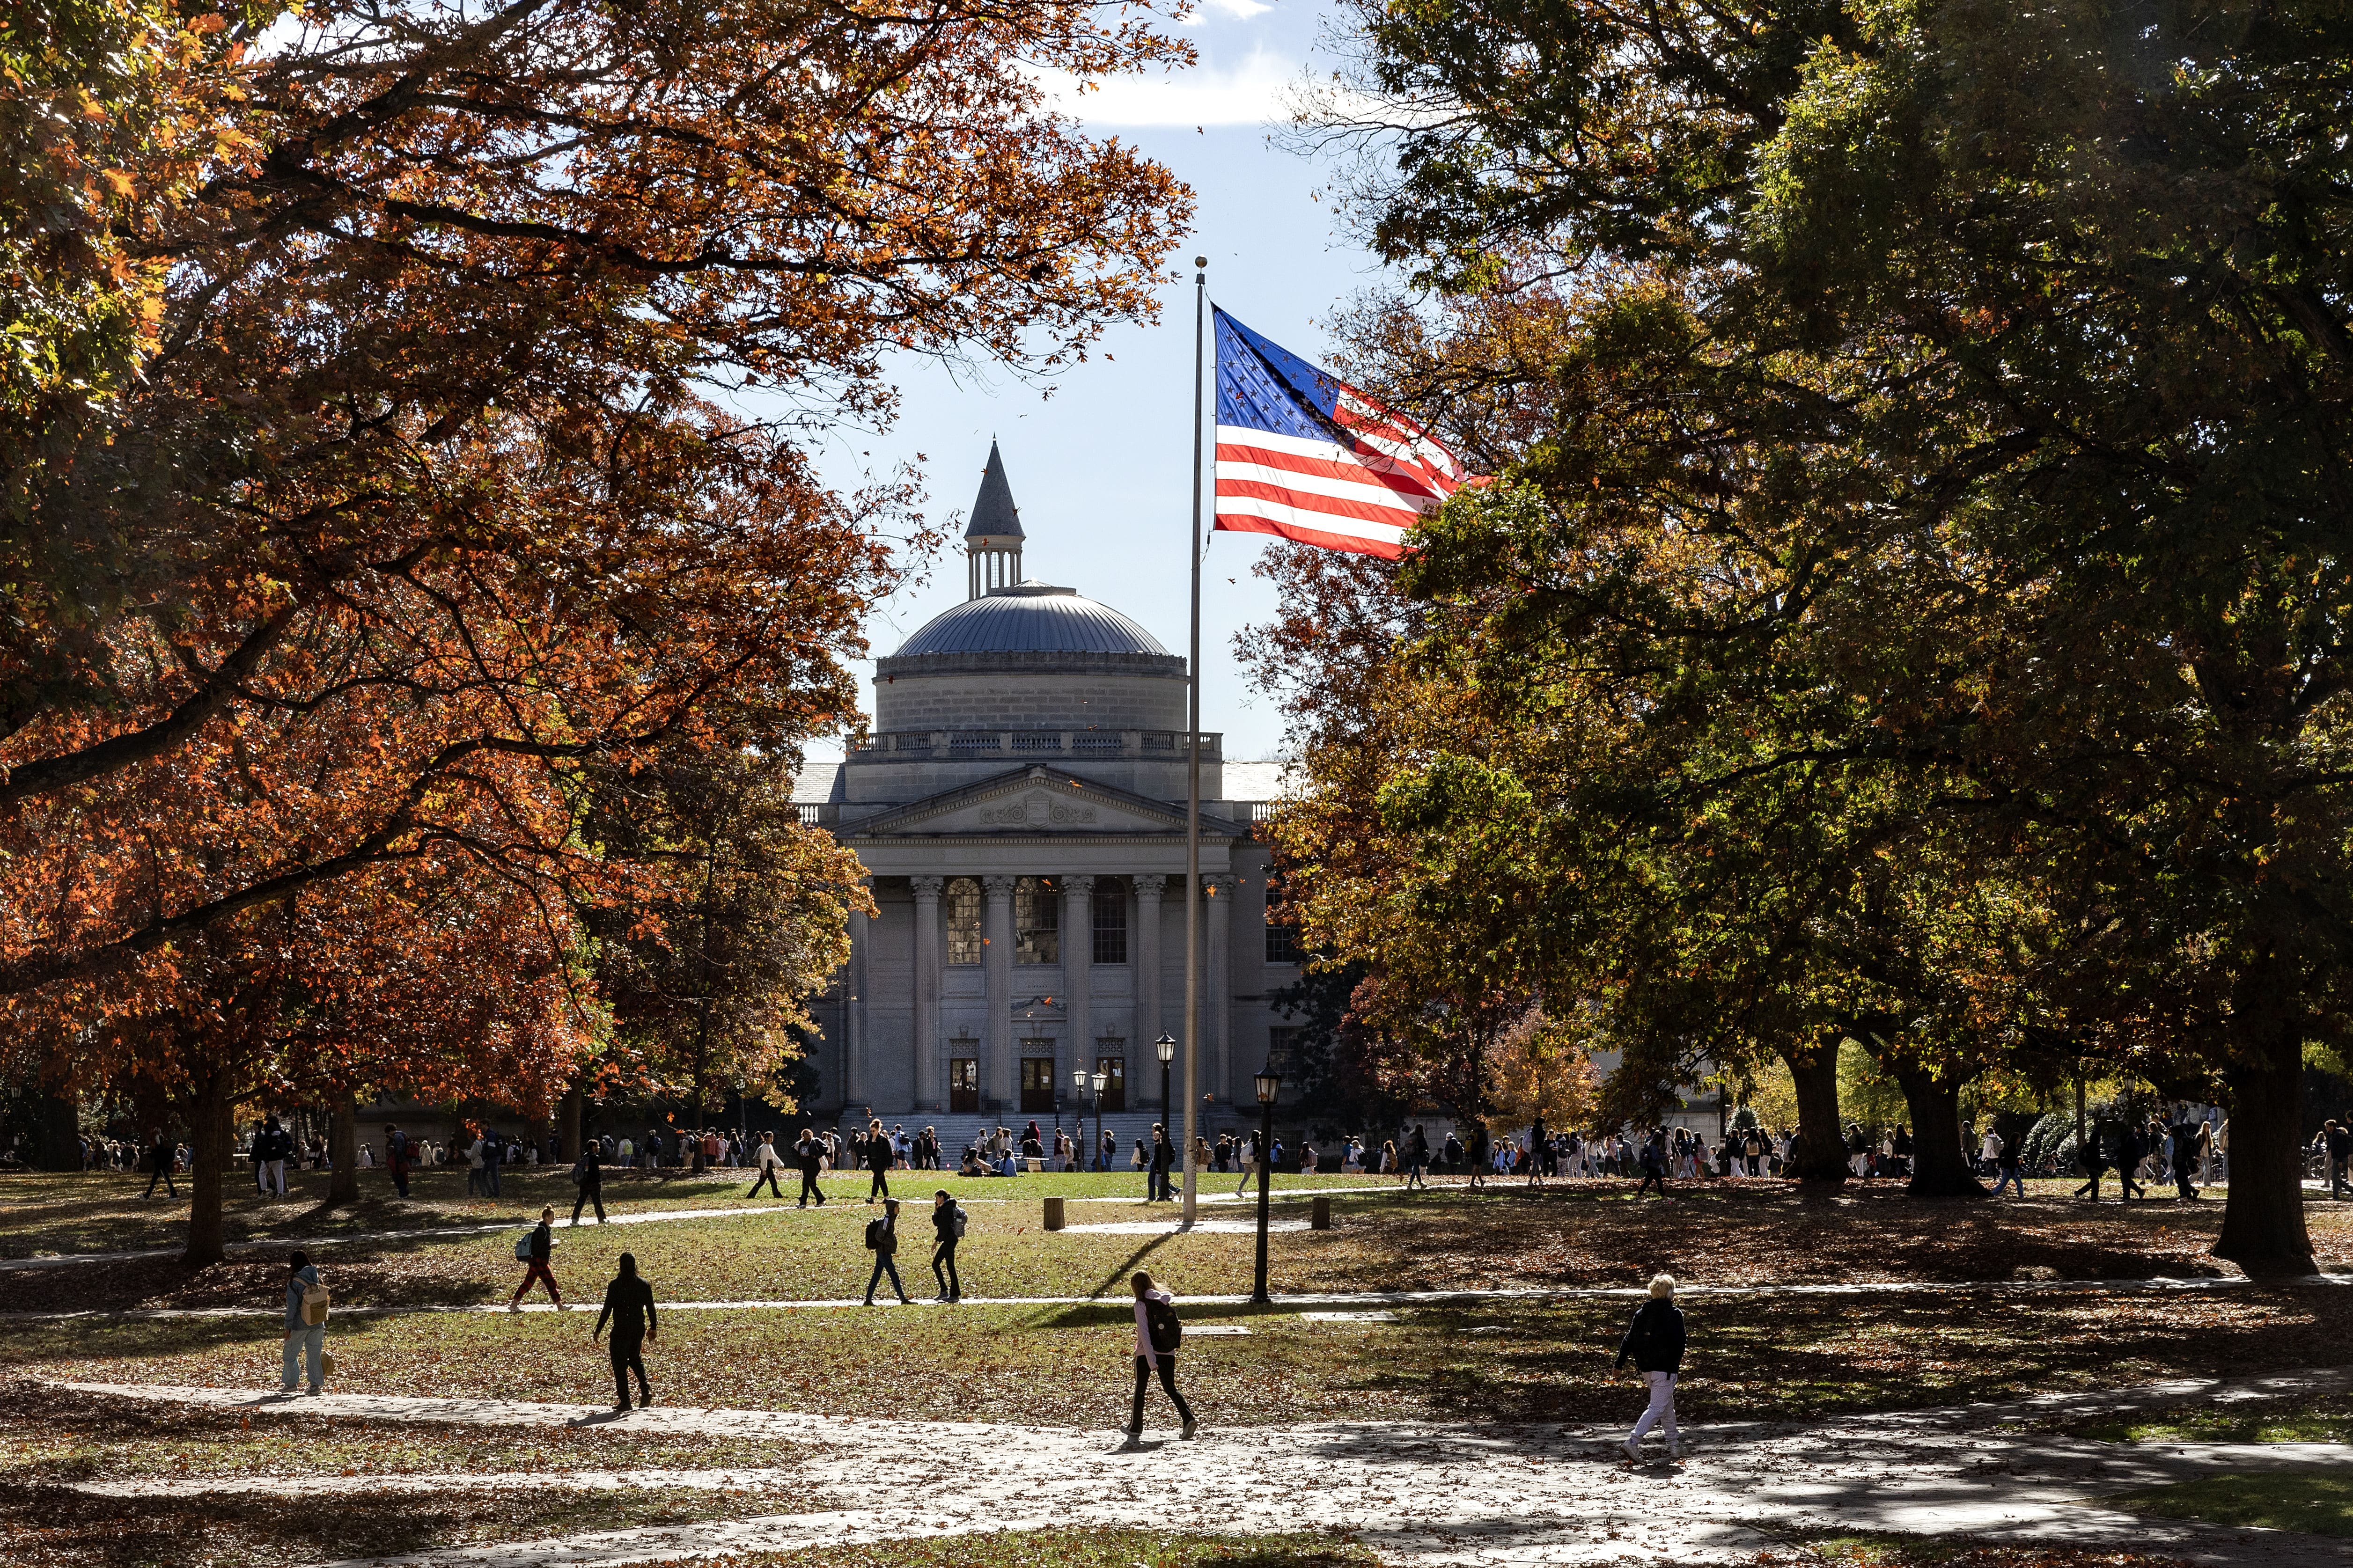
982;875;1016;1111
911;877;944;1112
1132;875;1166;1106
1061;875;1095;1098
1205;875;1235;1106
844;884;871;1108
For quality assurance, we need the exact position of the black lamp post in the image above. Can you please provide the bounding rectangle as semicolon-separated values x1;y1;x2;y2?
1252;1063;1280;1305
1155;1033;1176;1122
1091;1068;1109;1173
1072;1066;1092;1171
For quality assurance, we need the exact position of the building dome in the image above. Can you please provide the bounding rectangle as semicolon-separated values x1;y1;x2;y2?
892;582;1169;659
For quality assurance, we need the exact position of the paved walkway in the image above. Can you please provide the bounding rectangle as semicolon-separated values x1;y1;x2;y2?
59;1370;2353;1568
10;1272;2349;1324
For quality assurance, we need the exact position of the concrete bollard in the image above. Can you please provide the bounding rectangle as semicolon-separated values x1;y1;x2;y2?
1311;1194;1331;1231
1044;1196;1066;1231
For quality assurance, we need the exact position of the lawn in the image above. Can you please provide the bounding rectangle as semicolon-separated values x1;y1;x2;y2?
2101;1471;2353;1538
2059;1391;2353;1445
14;1178;2344;1317
14;1283;2353;1429
1784;1538;2194;1568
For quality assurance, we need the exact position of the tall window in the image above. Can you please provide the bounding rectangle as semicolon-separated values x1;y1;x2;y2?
944;878;982;965
1014;876;1059;964
1092;881;1128;964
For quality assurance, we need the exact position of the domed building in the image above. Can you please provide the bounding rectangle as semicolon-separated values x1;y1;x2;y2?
797;443;1296;1145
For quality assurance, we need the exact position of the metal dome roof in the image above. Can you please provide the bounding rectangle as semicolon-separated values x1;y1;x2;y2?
893;582;1169;658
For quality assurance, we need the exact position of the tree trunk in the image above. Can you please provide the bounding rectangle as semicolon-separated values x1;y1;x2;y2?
560;1087;585;1162
184;1077;231;1267
2213;1026;2316;1276
326;1096;359;1206
1888;1061;1986;1198
1779;1042;1848;1181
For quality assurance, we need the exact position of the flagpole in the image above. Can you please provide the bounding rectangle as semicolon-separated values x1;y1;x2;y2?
1182;254;1206;1226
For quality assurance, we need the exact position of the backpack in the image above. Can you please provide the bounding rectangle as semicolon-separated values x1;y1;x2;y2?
951;1203;967;1239
1145;1295;1181;1354
863;1217;886;1251
301;1278;332;1326
514;1233;533;1260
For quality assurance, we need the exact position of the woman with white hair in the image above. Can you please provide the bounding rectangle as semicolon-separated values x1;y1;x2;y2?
1615;1273;1687;1461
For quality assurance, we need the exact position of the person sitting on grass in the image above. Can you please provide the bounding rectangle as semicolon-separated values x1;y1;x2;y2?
1617;1272;1684;1462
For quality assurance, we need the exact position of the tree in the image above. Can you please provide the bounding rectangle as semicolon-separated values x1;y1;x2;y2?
1297;0;2353;1270
582;749;863;1122
2;0;1193;995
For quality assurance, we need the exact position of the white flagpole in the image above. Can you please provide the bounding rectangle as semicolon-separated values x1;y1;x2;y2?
1182;255;1206;1225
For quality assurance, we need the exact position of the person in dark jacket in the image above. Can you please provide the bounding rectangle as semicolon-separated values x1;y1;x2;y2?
1616;1272;1686;1461
510;1206;564;1311
1635;1133;1669;1198
570;1140;606;1226
864;1119;893;1203
592;1252;657;1409
931;1187;963;1302
864;1197;910;1305
795;1128;827;1207
1148;1125;1174;1203
2113;1121;2147;1203
282;1251;327;1395
141;1131;177;1199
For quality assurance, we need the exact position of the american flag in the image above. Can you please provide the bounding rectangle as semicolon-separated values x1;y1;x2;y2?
1213;308;1475;560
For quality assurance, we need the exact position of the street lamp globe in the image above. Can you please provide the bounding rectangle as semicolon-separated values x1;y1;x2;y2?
1072;1067;1090;1094
1092;1070;1109;1094
1155;1033;1176;1065
1254;1066;1282;1105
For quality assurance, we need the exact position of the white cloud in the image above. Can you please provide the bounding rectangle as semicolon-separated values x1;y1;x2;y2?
1206;0;1274;18
1036;48;1296;126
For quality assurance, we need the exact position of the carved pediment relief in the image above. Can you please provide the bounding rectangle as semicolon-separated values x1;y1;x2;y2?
975;791;1097;828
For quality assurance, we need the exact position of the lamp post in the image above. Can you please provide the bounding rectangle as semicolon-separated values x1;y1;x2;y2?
1073;1066;1093;1171
1155;1034;1176;1125
1091;1069;1110;1174
1252;1064;1280;1305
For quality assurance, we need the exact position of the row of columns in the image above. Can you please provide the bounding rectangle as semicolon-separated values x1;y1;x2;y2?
846;873;1234;1113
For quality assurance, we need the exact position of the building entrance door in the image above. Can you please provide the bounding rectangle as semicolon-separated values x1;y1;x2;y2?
949;1058;978;1114
1020;1055;1057;1114
1096;1055;1127;1113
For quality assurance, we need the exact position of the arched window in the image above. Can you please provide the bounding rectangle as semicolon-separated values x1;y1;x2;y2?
1014;876;1059;965
1092;880;1128;964
944;878;983;966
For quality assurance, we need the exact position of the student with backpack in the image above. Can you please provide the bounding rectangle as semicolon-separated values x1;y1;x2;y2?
862;1197;911;1305
1616;1272;1685;1461
384;1122;411;1198
795;1129;827;1207
282;1251;331;1395
1125;1269;1198;1443
931;1187;966;1302
864;1119;894;1204
592;1253;657;1409
140;1130;178;1199
510;1207;565;1311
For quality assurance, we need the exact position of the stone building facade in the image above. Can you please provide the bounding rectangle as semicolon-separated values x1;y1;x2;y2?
796;445;1297;1146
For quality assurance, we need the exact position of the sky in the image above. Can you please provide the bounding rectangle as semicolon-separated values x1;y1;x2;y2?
789;0;1393;769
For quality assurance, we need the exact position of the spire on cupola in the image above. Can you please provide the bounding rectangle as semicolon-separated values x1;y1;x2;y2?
966;439;1024;600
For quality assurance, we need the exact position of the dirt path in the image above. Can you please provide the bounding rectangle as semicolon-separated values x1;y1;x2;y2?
59;1370;2353;1568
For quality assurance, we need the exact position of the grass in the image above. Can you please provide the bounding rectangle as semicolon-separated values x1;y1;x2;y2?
2102;1471;2353;1537
2063;1392;2353;1445
0;1477;819;1568
20;1174;2350;1317
13;1283;2353;1429
0;1167;1375;1259
1785;1534;2195;1566
702;1531;1379;1568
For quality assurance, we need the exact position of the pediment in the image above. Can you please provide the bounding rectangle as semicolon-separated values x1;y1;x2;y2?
852;766;1214;837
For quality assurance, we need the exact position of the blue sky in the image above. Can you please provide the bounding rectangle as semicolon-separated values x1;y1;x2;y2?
791;1;1391;769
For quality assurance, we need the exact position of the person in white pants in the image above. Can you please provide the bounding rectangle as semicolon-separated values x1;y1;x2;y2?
1616;1273;1686;1461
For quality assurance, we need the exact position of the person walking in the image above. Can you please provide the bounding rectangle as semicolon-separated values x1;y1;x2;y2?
1992;1132;2025;1198
931;1188;965;1303
863;1197;911;1305
795;1128;827;1207
382;1123;411;1198
2326;1120;2352;1200
2114;1120;2147;1203
1635;1132;1669;1198
1233;1128;1258;1198
2171;1113;2207;1202
282;1251;330;1396
864;1120;893;1204
1148;1125;1174;1203
510;1206;565;1311
747;1132;787;1199
1406;1126;1430;1190
1125;1269;1199;1443
1466;1122;1490;1190
1616;1272;1685;1461
140;1130;178;1199
2072;1122;2109;1202
570;1138;607;1226
592;1253;657;1409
